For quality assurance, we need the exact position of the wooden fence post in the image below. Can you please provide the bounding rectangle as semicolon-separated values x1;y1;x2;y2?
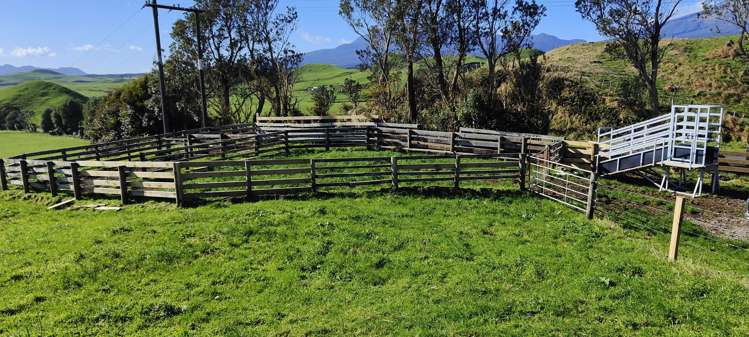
19;160;29;193
497;136;503;155
711;164;720;194
254;135;260;157
310;159;317;193
70;162;82;199
0;159;7;191
520;137;527;156
450;132;456;153
669;196;686;262
585;170;598;220
220;134;228;159
94;145;101;161
391;157;399;192
244;160;254;201
46;161;57;196
376;128;383;151
366;128;372;150
325;128;331;151
406;129;412;150
284;130;290;155
590;143;600;173
454;155;461;189
118;166;128;205
173;162;183;206
519;154;527;191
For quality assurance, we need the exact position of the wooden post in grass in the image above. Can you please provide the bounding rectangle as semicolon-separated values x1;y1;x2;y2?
173;162;183;206
220;133;228;159
325;128;331;151
376;128;383;151
519;154;526;192
46;161;57;196
310;159;317;193
585;143;600;220
497;136;503;155
244;160;254;201
19;160;29;193
118;165;128;205
450;132;456;153
0;159;7;191
390;157;399;192
669;195;686;262
70;162;82;199
710;164;719;194
284;130;290;155
519;137;528;191
454;155;461;189
406;129;412;151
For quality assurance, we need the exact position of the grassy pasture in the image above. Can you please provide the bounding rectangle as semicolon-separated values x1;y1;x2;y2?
0;131;88;158
0;142;748;335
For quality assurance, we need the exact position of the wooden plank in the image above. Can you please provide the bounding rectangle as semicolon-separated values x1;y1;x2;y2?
129;190;178;199
76;160;175;169
669;196;685;262
251;178;310;186
118;166;128;204
719;165;749;174
182;180;247;190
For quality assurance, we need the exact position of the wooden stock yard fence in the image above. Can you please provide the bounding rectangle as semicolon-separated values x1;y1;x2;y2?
0;117;598;215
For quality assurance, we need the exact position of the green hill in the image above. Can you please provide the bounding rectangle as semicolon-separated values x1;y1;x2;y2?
545;35;749;116
0;80;88;123
0;71;138;97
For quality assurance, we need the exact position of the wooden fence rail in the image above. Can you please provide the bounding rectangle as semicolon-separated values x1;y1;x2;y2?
718;150;749;175
176;153;523;205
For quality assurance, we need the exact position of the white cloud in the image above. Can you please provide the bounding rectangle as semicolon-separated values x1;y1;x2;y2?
675;0;704;18
128;45;143;52
0;48;4;56
48;52;57;57
74;44;96;52
337;38;354;45
11;47;54;57
301;31;333;45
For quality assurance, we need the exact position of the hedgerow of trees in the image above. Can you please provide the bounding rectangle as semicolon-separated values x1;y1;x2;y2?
83;0;749;142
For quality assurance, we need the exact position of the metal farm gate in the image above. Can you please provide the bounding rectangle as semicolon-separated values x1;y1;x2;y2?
527;156;597;218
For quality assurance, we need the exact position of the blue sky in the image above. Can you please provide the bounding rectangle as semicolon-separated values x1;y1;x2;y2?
0;0;703;74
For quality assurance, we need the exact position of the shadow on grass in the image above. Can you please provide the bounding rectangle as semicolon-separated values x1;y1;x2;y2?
182;186;527;207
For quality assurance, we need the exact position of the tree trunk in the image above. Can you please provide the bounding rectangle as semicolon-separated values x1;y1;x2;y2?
407;58;418;123
221;82;232;124
431;40;449;99
255;93;266;117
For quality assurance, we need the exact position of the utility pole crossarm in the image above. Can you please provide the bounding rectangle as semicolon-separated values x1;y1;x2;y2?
144;0;208;132
144;1;204;13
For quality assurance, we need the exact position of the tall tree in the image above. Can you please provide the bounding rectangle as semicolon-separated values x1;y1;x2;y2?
340;0;400;113
193;0;247;123
702;0;749;56
394;0;424;122
245;0;302;117
576;0;682;113
470;0;546;97
421;0;450;100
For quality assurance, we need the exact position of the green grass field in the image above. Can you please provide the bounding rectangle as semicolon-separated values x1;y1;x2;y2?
0;131;88;158
1;134;749;335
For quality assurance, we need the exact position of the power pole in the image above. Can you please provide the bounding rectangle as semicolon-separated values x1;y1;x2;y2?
144;0;208;132
146;0;169;134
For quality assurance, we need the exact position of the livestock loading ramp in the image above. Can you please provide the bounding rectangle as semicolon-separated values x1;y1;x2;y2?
596;105;723;196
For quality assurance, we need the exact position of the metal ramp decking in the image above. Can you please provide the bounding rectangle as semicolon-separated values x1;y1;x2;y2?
596;105;723;196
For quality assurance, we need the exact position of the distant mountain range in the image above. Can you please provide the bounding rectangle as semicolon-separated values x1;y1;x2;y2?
303;33;586;67
662;12;742;39
0;64;87;76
